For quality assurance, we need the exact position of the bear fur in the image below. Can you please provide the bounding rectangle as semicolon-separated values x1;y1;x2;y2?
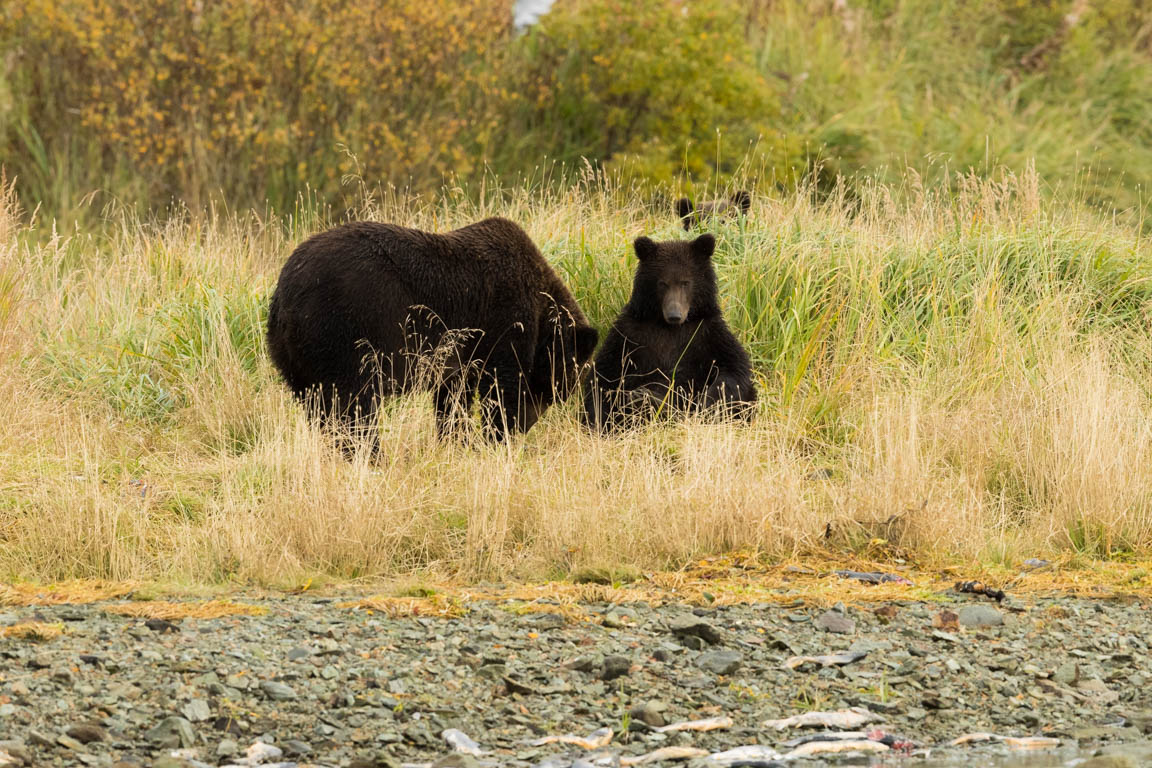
583;233;756;431
267;218;598;441
676;190;751;230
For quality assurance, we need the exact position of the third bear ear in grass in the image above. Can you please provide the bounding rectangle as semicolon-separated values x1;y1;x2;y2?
675;191;752;231
583;232;756;432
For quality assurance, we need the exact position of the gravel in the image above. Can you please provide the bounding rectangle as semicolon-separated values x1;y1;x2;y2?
0;592;1149;767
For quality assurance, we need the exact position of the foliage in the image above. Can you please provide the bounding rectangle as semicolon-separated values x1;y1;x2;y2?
500;0;794;188
0;0;511;208
2;0;1152;218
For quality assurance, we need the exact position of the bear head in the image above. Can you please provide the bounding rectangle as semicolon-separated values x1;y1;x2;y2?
628;233;719;326
522;306;599;428
675;191;751;231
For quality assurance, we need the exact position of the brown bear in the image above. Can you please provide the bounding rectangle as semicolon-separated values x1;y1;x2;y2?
675;190;751;231
583;233;756;431
267;218;598;441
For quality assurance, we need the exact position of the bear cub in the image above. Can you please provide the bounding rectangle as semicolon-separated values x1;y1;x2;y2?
675;190;751;230
267;218;598;442
583;233;756;431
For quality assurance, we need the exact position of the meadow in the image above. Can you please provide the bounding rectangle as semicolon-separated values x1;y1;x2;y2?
0;165;1150;587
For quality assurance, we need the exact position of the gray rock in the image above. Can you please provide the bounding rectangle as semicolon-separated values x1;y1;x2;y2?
56;734;86;751
958;605;1004;628
601;655;631;681
216;738;238;757
816;610;856;634
284;739;312;756
697;649;743;676
629;700;667;727
145;716;197;748
180;698;211;722
0;741;30;766
152;759;196;768
64;724;106;743
667;615;721;645
260;680;297;700
431;755;482;768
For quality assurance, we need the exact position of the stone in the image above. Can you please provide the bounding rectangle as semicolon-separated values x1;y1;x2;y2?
601;655;631;681
56;734;86;751
64;724;107;743
696;650;743;676
1053;662;1079;685
431;754;482;768
145;716;197;748
957;605;1004;628
259;680;297;700
180;698;211;722
666;615;721;645
284;739;312;756
816;610;856;634
629;700;667;727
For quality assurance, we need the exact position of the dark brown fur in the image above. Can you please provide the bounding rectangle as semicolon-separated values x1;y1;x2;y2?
267;218;598;442
583;233;756;431
676;190;751;230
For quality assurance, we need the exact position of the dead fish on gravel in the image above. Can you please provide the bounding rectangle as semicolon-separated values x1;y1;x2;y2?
948;733;1060;749
782;650;867;670
763;707;882;730
652;715;734;733
530;727;614;750
781;731;870;747
620;746;710;765
784;739;890;758
1002;736;1061;749
705;745;785;766
949;732;997;746
834;570;914;585
442;729;488;756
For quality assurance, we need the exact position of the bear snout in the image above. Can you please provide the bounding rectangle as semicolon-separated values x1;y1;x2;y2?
662;290;690;325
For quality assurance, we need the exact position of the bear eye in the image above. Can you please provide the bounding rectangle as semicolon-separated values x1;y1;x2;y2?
658;280;669;289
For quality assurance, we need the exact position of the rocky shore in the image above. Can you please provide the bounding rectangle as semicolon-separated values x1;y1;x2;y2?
1;586;1150;768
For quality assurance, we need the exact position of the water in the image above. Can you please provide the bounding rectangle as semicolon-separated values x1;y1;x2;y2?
868;742;1146;766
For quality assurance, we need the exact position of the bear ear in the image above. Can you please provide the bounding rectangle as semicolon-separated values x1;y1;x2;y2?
731;190;751;215
574;325;599;362
634;236;659;261
691;233;716;260
675;197;694;220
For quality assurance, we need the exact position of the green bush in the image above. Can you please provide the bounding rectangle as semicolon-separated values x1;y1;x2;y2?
500;0;796;188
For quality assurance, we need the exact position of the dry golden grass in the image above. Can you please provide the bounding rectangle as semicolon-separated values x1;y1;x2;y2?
0;168;1149;587
338;594;466;618
0;580;138;606
1;621;64;641
104;600;266;620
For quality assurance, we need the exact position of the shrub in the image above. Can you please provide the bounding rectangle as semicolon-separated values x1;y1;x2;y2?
500;0;795;188
0;0;512;209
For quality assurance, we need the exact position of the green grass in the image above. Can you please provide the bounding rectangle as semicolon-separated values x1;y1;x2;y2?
0;167;1149;586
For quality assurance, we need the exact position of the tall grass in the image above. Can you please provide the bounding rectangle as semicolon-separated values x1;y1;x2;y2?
0;167;1149;586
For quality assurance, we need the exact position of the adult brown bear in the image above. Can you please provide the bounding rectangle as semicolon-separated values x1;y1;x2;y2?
583;233;756;431
267;218;598;441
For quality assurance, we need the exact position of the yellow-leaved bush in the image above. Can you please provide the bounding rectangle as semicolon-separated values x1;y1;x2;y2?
1;0;512;206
